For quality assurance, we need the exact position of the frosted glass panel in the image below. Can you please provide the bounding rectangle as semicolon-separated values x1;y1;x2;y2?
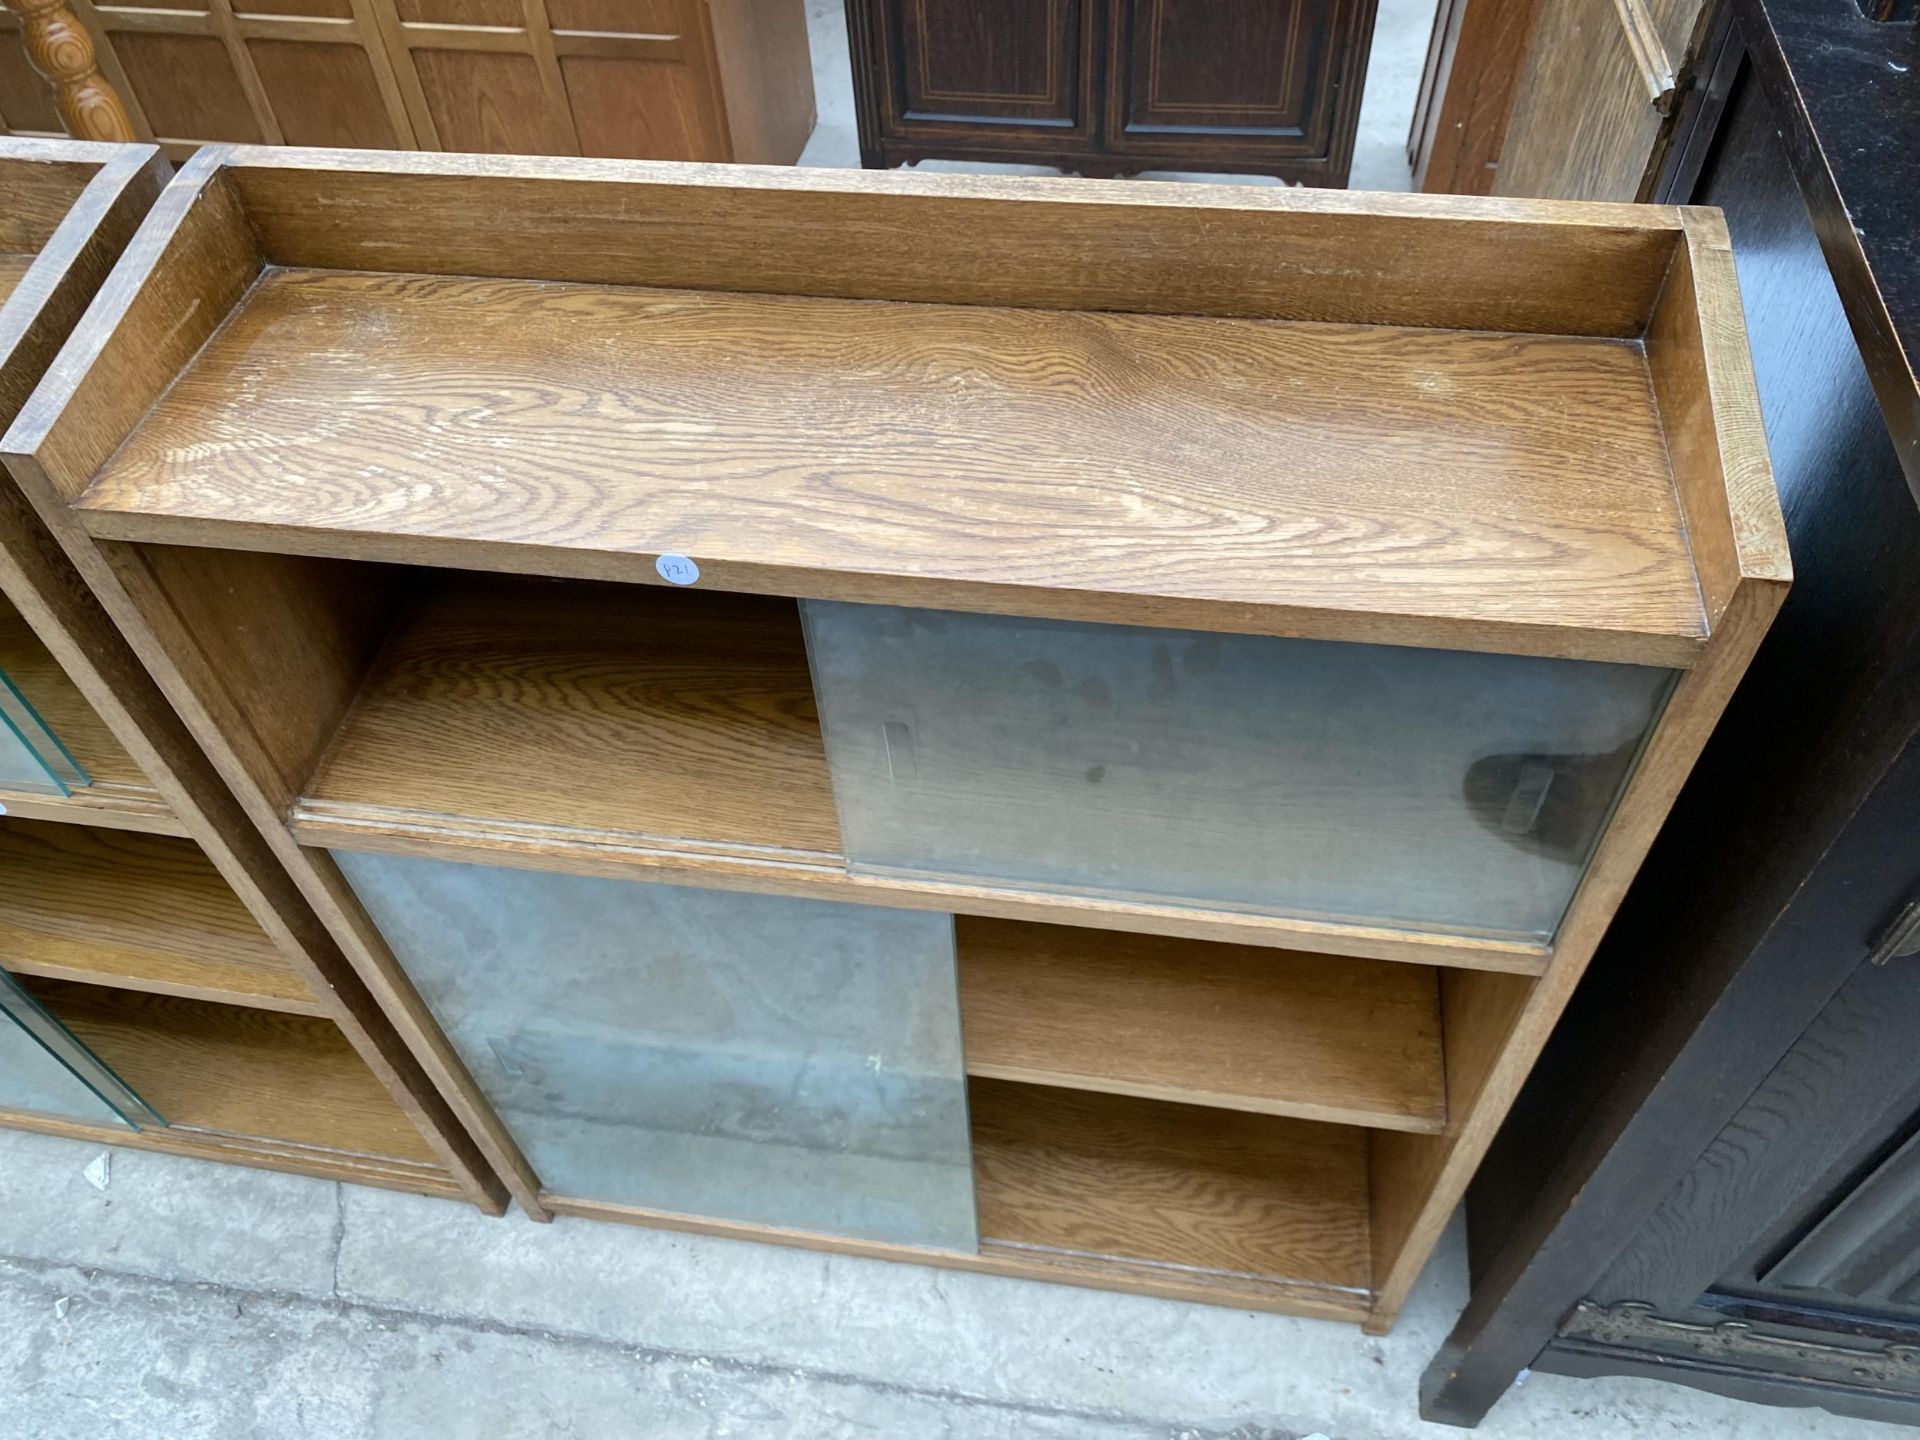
0;970;159;1128
334;851;977;1249
0;668;89;795
803;603;1675;942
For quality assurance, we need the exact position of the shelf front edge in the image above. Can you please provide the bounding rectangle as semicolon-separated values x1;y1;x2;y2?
290;806;1551;975
70;507;1710;671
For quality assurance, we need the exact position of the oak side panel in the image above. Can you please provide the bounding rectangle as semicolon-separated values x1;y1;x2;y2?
1493;0;1666;201
1365;578;1785;1330
1649;209;1793;623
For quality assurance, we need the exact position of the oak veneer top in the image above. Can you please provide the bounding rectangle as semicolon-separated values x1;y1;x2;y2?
78;267;1705;664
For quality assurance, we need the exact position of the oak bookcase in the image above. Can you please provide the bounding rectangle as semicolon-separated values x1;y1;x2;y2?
3;147;1789;1331
0;136;503;1207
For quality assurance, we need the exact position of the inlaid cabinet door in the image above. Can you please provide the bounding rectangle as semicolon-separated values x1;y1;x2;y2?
872;0;1098;150
1105;0;1369;163
0;0;417;153
380;0;729;160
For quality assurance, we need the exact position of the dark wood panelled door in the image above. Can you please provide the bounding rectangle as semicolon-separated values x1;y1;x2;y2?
874;0;1096;147
1107;0;1347;158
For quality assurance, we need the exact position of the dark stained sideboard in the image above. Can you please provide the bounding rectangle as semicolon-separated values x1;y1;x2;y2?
844;0;1380;185
1420;0;1920;1424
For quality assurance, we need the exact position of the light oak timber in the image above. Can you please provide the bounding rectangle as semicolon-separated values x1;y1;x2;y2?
290;572;1545;973
970;1080;1372;1299
956;918;1448;1132
539;1079;1377;1323
214;149;1686;338
0;138;506;1211
73;267;1704;667
0;817;319;1013
23;976;441;1165
2;151;1792;1319
0;1108;468;1198
306;576;841;868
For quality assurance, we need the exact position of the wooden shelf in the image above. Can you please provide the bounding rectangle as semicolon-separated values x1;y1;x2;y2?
305;575;840;867
970;1078;1372;1315
0;818;317;1013
292;572;1546;973
74;265;1702;668
0;598;180;834
957;918;1447;1132
21;977;441;1168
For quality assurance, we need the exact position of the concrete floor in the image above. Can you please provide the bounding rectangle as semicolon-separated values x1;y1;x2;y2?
2;1126;1906;1438
3;11;1905;1440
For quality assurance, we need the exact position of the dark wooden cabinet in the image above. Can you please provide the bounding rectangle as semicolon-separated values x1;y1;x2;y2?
847;0;1379;185
1419;0;1920;1424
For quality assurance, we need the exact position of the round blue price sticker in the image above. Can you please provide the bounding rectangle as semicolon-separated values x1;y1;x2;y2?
655;554;701;586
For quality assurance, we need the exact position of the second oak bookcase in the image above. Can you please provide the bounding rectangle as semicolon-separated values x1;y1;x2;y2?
0;137;504;1206
2;147;1790;1332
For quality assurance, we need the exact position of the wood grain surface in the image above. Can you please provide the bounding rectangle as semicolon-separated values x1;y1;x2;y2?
212;149;1687;338
291;573;1547;972
78;267;1704;664
0;141;510;1211
0;143;98;251
0;817;316;1012
970;1077;1371;1292
0;254;31;309
305;574;841;861
25;976;441;1163
544;1188;1372;1319
957;918;1446;1132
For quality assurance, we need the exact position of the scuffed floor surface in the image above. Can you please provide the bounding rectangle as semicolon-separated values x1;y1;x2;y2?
0;1130;1905;1439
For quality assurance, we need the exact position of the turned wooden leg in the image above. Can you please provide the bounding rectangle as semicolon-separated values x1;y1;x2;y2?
3;0;136;142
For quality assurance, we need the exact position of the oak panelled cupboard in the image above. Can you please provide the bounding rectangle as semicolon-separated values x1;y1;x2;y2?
0;0;814;164
846;0;1380;184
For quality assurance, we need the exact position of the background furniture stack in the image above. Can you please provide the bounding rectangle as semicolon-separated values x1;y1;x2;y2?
0;0;813;162
844;0;1381;184
4;147;1787;1329
0;135;504;1208
1418;0;1920;1423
